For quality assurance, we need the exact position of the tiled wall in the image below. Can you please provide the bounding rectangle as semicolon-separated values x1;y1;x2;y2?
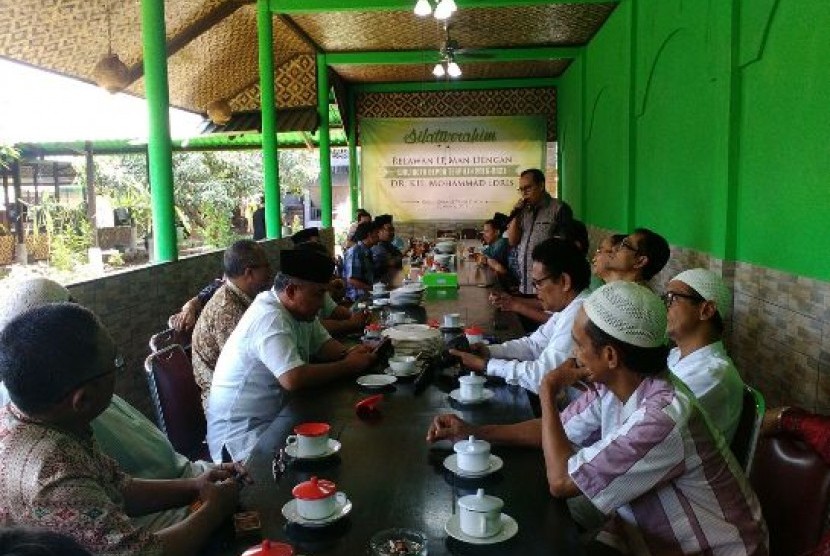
65;230;334;419
588;226;830;411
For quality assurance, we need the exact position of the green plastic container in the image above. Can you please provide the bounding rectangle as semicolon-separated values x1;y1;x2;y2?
421;272;459;288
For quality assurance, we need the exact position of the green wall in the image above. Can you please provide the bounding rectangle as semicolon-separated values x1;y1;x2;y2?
558;0;830;281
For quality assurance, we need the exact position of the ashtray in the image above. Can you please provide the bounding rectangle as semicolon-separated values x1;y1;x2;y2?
369;528;428;556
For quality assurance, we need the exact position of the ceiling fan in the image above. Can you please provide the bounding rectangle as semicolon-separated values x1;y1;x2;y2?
439;24;494;61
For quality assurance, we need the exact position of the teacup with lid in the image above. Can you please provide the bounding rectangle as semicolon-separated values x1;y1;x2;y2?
285;422;330;457
453;435;491;473
457;488;504;538
291;476;345;520
458;373;486;401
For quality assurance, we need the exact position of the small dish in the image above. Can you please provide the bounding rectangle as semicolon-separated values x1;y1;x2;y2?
449;388;495;405
357;374;398;389
284;438;342;460
369;528;428;556
281;494;352;527
444;513;518;544
443;453;504;478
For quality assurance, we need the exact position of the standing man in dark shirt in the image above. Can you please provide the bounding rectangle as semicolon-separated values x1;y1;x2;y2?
252;196;266;241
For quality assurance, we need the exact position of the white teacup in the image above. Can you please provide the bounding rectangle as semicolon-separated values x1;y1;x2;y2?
372;283;387;294
459;373;486;401
292;476;347;520
458;488;504;538
389;311;406;325
454;435;491;473
285;422;330;457
443;313;461;328
464;326;484;346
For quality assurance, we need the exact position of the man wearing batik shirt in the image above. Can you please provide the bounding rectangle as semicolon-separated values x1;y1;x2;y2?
428;282;768;555
665;268;744;443
0;304;241;556
191;240;272;409
343;220;379;300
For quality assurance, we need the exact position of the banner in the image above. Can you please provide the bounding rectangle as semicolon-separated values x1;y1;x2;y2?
360;116;546;221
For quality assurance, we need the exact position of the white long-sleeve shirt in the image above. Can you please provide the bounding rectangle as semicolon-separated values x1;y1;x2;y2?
485;291;588;394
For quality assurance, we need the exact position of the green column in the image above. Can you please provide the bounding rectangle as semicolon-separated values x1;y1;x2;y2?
317;53;332;228
141;0;177;261
258;0;281;238
347;87;359;219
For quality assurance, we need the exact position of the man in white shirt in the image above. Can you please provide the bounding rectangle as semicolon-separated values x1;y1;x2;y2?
207;249;376;462
664;268;744;443
450;238;590;395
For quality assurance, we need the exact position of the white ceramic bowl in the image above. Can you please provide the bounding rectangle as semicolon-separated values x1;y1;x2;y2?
435;241;457;254
388;355;417;373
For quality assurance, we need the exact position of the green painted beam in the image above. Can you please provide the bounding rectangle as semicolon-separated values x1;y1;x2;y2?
354;77;558;93
325;47;579;65
271;0;616;14
257;0;282;239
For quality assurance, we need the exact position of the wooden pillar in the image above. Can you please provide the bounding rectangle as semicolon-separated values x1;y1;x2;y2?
53;162;60;201
84;142;99;247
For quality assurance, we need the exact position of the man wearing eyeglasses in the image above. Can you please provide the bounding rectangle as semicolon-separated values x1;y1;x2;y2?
506;169;573;299
664;268;744;443
604;227;670;286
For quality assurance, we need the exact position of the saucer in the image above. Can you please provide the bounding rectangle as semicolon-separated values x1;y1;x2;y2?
357;374;397;388
443;453;504;478
281;495;352;527
439;323;466;332
449;388;495;405
383;365;420;378
444;513;518;544
284;438;342;460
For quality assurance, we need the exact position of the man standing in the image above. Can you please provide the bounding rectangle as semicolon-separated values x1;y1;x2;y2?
665;268;744;443
371;214;403;285
191;240;273;408
450;238;590;395
252;196;265;241
207;249;376;462
428;282;767;555
506;169;573;296
604;227;670;286
343;220;379;300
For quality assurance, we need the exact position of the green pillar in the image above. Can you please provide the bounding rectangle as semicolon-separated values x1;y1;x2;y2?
141;0;177;261
317;53;332;228
347;87;359;219
258;0;281;238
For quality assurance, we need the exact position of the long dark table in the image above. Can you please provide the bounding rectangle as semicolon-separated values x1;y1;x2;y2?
224;286;581;555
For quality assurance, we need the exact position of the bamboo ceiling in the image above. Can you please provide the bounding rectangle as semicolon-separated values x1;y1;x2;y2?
0;1;616;120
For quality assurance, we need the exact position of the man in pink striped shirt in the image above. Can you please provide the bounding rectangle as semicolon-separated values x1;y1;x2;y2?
428;282;768;555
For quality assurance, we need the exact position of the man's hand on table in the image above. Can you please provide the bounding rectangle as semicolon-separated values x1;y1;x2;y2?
348;310;370;328
448;349;487;373
344;344;377;372
488;291;517;312
426;413;475;443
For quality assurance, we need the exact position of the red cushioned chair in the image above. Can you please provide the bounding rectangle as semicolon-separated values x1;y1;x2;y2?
149;327;192;353
751;431;830;556
144;344;208;461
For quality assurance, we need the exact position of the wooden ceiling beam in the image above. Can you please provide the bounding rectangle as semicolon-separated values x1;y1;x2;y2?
326;47;579;65
271;0;617;14
124;0;251;85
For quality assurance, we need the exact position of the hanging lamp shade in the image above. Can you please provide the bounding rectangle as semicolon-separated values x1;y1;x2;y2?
206;99;233;125
93;53;130;94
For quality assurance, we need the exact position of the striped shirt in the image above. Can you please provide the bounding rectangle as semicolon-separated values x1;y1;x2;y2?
562;374;768;555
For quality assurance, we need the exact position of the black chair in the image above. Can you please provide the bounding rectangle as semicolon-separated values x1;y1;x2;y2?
144;344;208;460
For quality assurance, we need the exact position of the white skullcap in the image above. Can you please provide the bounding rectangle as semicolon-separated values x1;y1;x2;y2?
584;281;667;348
672;268;732;319
0;277;71;332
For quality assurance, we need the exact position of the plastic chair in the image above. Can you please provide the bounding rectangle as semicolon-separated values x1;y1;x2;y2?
751;429;830;555
729;384;765;473
144;344;207;460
